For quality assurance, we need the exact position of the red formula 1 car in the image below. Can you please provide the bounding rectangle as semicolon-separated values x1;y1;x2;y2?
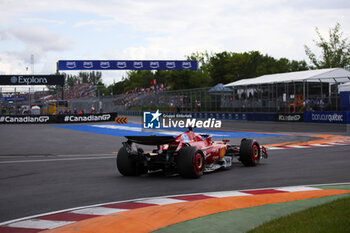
116;128;268;178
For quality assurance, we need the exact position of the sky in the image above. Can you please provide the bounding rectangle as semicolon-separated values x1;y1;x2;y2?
0;0;350;90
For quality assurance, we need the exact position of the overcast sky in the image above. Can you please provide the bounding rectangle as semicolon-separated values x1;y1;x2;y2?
0;0;349;86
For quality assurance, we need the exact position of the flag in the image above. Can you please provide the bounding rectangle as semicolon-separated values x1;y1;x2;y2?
150;79;156;86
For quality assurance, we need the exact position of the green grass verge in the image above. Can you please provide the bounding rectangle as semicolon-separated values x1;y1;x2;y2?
247;197;350;233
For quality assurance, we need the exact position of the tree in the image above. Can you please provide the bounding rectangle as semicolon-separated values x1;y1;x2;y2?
87;71;102;85
187;51;212;82
209;51;308;85
123;70;154;91
65;74;79;87
304;23;350;69
110;50;309;93
109;79;126;95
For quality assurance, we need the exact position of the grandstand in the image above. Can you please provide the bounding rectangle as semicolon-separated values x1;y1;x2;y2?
0;82;98;115
113;68;350;113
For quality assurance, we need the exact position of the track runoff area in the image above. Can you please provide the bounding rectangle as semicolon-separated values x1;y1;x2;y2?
0;116;349;233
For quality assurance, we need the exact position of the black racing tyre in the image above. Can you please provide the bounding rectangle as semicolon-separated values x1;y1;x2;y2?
116;147;146;176
176;147;204;178
239;139;260;166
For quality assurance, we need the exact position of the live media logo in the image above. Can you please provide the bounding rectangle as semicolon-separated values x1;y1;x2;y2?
143;110;162;129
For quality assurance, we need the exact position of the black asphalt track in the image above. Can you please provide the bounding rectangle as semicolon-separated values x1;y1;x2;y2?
0;119;349;222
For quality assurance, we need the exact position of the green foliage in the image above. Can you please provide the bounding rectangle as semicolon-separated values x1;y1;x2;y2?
248;197;350;233
209;51;308;85
123;70;155;91
109;79;126;95
304;23;350;69
109;50;308;94
96;81;111;97
64;71;102;88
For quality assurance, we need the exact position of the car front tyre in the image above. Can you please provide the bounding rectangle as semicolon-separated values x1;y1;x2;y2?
239;139;260;166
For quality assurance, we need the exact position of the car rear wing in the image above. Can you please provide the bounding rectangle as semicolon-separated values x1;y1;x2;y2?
125;136;175;145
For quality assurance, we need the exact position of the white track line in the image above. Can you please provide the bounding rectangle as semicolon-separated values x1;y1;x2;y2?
204;191;251;198
265;147;286;150
134;197;186;205
265;141;350;150
275;186;321;192
71;207;127;215
0;156;115;164
7;219;74;229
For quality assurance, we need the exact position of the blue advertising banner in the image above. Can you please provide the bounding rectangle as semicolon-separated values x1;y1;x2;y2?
340;91;350;111
246;113;275;122
304;111;347;124
58;60;198;71
1;97;27;102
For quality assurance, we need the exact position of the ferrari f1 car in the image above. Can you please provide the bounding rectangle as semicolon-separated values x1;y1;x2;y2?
116;128;268;178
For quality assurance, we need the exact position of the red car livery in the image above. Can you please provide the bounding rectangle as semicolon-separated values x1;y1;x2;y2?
117;127;268;178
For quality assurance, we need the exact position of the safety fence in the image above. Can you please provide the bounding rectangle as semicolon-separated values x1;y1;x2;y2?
119;111;350;124
115;85;344;114
69;97;116;113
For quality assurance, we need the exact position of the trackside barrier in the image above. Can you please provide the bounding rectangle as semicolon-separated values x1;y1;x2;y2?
304;111;349;124
120;111;350;124
275;113;304;122
246;113;275;121
192;112;248;120
340;91;350;111
167;112;274;122
119;111;250;121
0;113;118;124
120;111;275;122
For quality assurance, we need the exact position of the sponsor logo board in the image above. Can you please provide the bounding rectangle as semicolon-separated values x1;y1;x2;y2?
0;113;117;124
58;60;198;70
275;113;303;122
304;111;346;124
0;75;64;86
0;116;50;123
143;110;222;129
63;114;112;122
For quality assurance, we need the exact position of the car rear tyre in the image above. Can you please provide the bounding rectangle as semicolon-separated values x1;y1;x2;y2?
176;147;204;178
116;147;147;176
239;139;260;166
